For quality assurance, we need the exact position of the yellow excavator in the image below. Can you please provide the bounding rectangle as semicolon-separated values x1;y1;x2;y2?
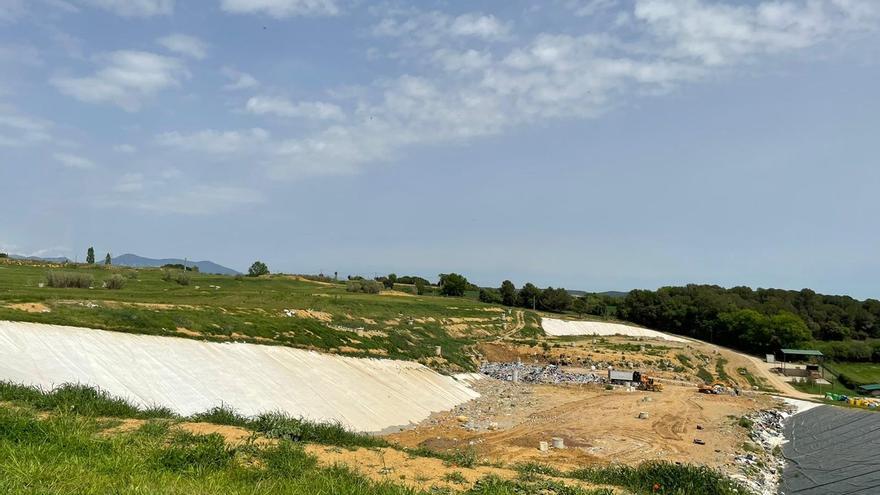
638;375;664;392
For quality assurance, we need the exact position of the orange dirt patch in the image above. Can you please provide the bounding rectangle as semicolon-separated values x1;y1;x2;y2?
295;309;333;322
6;302;51;313
175;327;202;337
379;290;415;297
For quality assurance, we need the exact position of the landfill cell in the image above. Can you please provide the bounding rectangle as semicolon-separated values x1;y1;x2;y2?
782;405;880;494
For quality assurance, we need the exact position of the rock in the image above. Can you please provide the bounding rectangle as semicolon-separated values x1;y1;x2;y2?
538;441;549;452
456;415;469;423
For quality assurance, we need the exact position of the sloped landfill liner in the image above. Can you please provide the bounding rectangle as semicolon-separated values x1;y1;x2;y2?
0;321;479;432
782;405;880;494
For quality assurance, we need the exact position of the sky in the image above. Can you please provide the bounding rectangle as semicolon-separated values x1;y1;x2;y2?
1;0;879;298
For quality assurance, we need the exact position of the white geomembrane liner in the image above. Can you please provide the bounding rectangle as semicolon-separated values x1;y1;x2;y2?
0;321;480;432
542;317;688;342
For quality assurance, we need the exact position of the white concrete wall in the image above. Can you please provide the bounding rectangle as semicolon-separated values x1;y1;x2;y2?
0;321;479;432
541;317;688;342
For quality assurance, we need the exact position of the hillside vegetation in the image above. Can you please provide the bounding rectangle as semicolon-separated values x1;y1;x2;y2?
0;259;541;371
616;285;880;362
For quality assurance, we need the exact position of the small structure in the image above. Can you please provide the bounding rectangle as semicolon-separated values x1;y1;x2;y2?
857;384;880;397
779;349;825;378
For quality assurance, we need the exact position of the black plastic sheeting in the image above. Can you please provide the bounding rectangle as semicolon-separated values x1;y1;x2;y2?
781;405;880;494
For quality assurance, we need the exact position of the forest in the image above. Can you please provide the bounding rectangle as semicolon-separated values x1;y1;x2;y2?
616;285;880;361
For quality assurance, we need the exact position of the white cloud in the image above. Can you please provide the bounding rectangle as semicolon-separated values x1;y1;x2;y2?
0;108;52;147
113;172;145;192
268;1;880;178
220;0;340;18
245;96;345;120
372;11;511;46
156;128;270;153
113;143;136;153
632;0;873;66
51;50;189;111
221;67;259;90
80;0;173;17
157;34;207;60
564;0;619;17
53;152;96;169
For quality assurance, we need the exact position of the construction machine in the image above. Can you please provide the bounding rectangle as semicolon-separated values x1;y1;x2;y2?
697;382;727;394
638;375;663;392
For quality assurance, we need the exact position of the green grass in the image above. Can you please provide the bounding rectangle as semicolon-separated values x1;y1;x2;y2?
675;354;693;369
568;461;749;495
695;367;714;384
0;260;527;371
714;357;730;383
824;362;880;385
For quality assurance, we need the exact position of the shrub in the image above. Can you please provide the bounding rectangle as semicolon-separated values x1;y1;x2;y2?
569;461;749;495
174;271;191;286
346;280;382;294
46;271;93;289
162;270;190;286
104;274;126;290
0;252;7;258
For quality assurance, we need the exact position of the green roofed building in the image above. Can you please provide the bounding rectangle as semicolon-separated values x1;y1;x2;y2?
779;349;825;379
857;384;880;397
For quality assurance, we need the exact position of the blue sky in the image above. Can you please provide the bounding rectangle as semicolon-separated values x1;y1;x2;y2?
1;0;879;298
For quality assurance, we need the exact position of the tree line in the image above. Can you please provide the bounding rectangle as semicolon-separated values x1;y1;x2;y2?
618;285;880;360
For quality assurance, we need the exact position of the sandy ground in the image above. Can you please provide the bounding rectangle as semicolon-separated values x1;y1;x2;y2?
5;302;50;313
386;378;773;474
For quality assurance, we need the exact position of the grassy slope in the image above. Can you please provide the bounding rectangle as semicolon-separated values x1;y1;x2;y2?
0;260;543;371
825;362;880;385
0;382;747;495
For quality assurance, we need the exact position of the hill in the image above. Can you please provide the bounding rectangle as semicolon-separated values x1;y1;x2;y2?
9;254;71;263
112;253;239;275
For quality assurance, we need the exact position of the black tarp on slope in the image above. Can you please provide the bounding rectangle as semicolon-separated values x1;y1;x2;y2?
781;405;880;494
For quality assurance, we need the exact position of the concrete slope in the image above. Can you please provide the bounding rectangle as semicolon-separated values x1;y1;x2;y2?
542;318;688;342
0;321;479;432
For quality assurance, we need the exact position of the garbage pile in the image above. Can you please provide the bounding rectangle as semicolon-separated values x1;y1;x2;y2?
480;362;603;385
731;408;789;495
824;392;880;409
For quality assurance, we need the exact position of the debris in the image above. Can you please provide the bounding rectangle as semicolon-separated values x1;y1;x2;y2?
538;441;549;452
693;439;705;445
552;437;565;449
456;415;469;423
638;411;650;419
696;425;703;430
480;362;603;385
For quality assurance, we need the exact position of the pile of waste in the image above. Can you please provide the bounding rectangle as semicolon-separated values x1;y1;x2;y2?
731;408;789;495
824;392;880;409
480;362;603;384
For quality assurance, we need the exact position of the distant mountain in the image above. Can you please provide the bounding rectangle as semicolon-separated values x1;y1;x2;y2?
9;254;72;263
567;290;630;298
112;254;240;275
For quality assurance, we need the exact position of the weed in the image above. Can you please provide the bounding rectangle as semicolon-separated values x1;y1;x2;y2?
46;271;93;288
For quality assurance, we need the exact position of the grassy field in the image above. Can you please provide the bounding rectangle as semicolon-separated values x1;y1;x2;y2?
825;362;880;385
0;382;748;495
0;259;544;371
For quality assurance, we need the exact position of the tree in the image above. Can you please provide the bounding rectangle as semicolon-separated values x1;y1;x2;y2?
381;273;398;289
414;279;427;295
104;253;112;266
539;287;573;312
479;288;502;304
518;283;541;309
500;280;517;306
439;273;468;297
86;247;95;264
769;312;812;349
248;261;269;277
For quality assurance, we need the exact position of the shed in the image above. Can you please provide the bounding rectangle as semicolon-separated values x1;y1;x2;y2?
780;349;825;378
857;384;880;397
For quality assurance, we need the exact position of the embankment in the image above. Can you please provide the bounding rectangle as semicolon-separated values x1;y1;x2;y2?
0;321;479;432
